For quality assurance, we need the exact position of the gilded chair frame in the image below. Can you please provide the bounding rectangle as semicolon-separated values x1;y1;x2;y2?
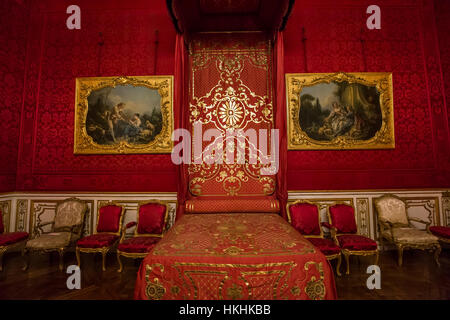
326;201;379;275
287;200;342;276
373;194;441;267
117;200;169;272
76;201;125;271
22;197;88;272
0;240;28;272
0;208;29;271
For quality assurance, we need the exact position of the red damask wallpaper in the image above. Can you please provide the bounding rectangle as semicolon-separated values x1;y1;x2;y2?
435;0;450;159
2;0;449;193
0;0;28;192
13;0;178;192
284;0;450;190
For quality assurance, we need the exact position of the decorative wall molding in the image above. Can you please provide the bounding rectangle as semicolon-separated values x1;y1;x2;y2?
442;192;450;227
15;199;28;232
0;200;11;233
355;198;370;238
1;190;448;246
288;189;449;242
0;192;177;239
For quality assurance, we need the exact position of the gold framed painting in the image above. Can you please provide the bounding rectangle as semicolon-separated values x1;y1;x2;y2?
74;75;174;154
286;72;394;150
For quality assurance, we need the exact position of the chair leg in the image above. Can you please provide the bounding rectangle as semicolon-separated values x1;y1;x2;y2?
343;251;350;275
375;250;379;266
434;245;441;267
397;246;403;267
22;248;29;271
336;254;342;277
101;249;108;272
58;248;64;272
76;247;81;268
0;248;6;272
117;252;123;273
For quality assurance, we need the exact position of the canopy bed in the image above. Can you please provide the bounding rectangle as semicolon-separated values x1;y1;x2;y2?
134;0;337;300
134;213;336;300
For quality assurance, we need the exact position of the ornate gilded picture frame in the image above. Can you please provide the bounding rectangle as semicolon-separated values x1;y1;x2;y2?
74;76;174;154
286;72;394;150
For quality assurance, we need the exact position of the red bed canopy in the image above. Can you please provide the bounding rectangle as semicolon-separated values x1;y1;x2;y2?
171;0;293;219
166;0;294;35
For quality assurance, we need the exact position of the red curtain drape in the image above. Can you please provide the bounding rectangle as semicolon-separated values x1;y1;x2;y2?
187;33;275;198
274;31;288;220
176;31;287;219
175;33;188;221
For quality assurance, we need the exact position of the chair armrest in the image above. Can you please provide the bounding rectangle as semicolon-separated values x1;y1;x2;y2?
70;224;83;236
408;217;432;232
321;222;334;229
125;221;137;229
39;221;54;228
321;222;337;239
408;217;430;225
379;220;393;228
119;222;137;242
378;220;394;240
33;221;54;236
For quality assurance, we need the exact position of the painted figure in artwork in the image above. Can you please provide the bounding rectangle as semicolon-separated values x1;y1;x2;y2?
319;102;354;138
299;81;382;142
85;85;163;145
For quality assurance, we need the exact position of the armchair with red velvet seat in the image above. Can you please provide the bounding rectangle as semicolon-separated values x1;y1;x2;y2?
0;207;29;272
323;202;378;275
76;201;125;271
116;200;169;272
287;200;342;276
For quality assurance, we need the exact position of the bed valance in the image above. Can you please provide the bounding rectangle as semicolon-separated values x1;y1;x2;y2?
185;197;279;213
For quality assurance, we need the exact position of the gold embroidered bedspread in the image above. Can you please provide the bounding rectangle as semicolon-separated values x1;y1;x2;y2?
134;214;337;300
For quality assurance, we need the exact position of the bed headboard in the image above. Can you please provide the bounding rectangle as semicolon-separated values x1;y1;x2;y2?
187;33;277;202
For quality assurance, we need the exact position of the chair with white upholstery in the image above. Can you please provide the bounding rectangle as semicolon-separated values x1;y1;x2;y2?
374;194;441;266
23;198;88;271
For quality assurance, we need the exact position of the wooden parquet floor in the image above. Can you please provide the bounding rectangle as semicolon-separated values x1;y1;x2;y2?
0;249;449;300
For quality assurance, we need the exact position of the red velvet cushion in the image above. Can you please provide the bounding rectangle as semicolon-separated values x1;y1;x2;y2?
307;238;341;256
97;205;122;233
0;232;29;246
118;236;160;253
0;208;4;234
77;234;119;248
329;204;357;234
137;203;166;235
337;235;377;251
429;226;450;239
289;203;321;235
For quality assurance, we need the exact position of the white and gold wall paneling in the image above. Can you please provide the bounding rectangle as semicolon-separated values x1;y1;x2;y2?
0;199;12;233
0;193;177;238
288;189;449;246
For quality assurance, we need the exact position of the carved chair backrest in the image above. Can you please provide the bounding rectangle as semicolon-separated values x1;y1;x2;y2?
374;195;409;227
53;198;88;236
